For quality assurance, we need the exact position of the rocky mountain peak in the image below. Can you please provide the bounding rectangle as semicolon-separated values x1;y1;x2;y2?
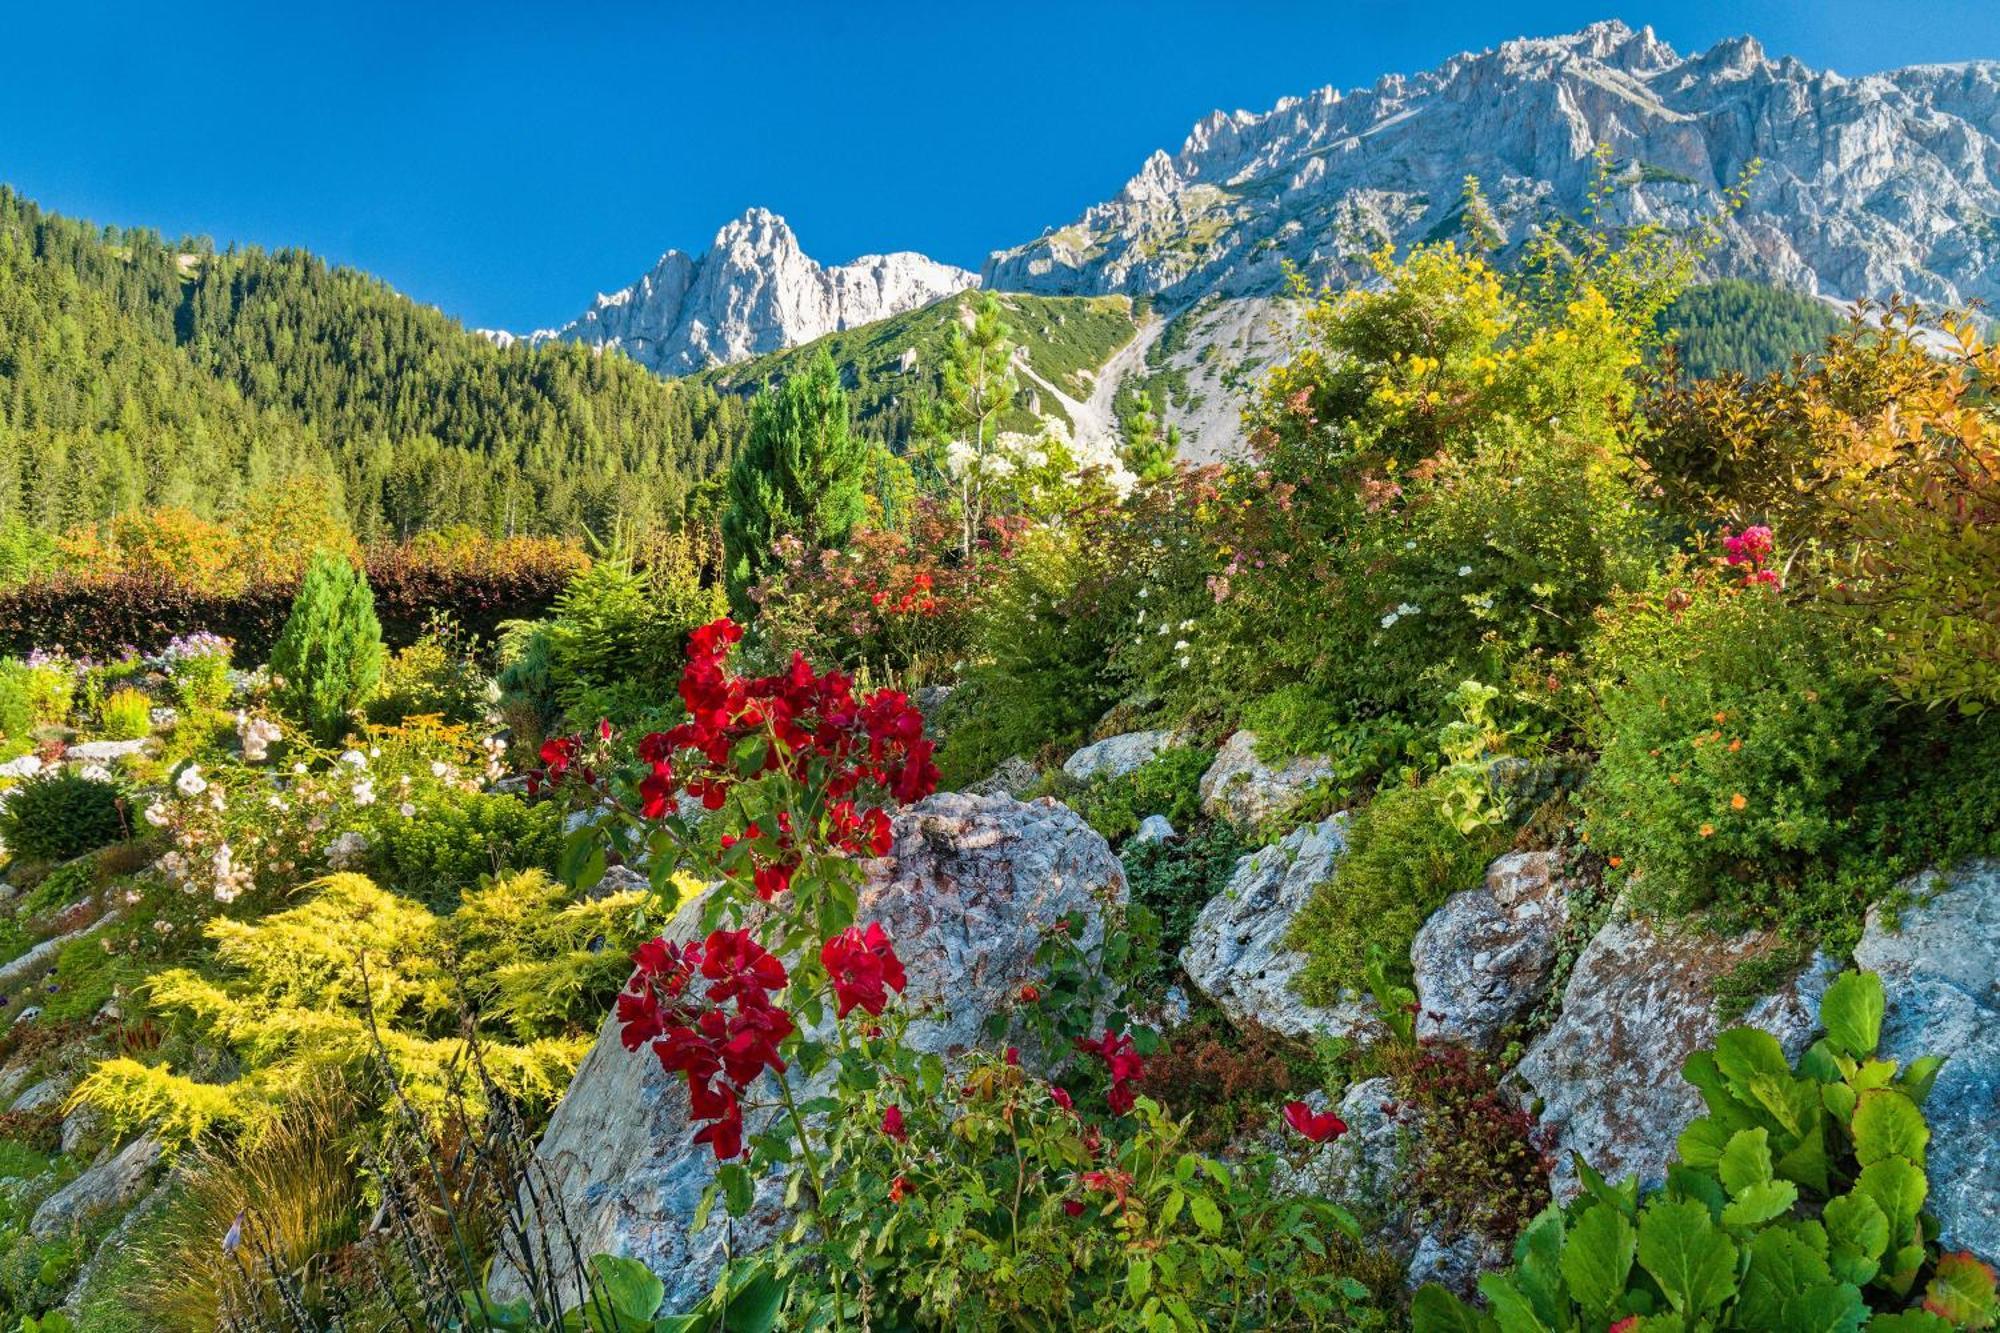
543;207;974;375
981;25;2000;312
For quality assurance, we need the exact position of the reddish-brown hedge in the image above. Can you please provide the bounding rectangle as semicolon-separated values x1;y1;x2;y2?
0;541;586;660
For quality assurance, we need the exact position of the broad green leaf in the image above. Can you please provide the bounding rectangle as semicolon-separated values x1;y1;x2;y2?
1189;1194;1223;1236
1776;1123;1833;1197
588;1255;664;1323
1851;1090;1928;1168
716;1163;755;1218
1127;1256;1153;1299
1781;1280;1870;1332
1558;1201;1637;1320
1821;971;1885;1059
1637;1198;1739;1317
1723;1180;1800;1230
1719;1128;1776;1197
1823;1191;1889;1286
721;1265;787;1333
1476;1274;1555;1333
1677;1115;1734;1170
1713;1028;1818;1136
1667;1164;1728;1221
1850;1059;1899;1093
1512;1207;1567;1328
1898;1054;1946;1105
1738;1225;1835;1330
1410;1281;1489;1333
1856;1157;1928;1235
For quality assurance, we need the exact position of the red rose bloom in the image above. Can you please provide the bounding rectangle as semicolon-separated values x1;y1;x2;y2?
882;1104;907;1141
1281;1100;1348;1144
821;922;907;1018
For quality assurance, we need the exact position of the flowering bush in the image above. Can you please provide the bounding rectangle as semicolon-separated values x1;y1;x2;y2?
749;498;1008;679
1585;551;1889;936
540;620;1385;1328
160;631;233;712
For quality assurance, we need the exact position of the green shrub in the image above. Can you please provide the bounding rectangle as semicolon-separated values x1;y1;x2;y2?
1289;779;1507;1005
94;687;152;741
0;658;73;752
40;934;135;1023
1413;971;2000;1331
1119;821;1244;980
160;633;233;712
1586;565;1888;938
369;788;563;910
1069;746;1212;844
368;611;488;726
0;772;127;864
268;551;386;743
939;529;1121;788
451;868;656;1040
544;555;725;719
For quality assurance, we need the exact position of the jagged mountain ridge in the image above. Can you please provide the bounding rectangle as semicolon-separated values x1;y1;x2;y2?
983;20;2000;307
539;207;974;375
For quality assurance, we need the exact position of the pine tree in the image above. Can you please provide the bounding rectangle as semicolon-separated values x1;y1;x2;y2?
1120;390;1176;483
269;550;387;742
721;351;868;613
937;294;1019;558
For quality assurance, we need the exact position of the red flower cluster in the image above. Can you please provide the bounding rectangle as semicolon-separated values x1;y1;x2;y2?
616;928;795;1160
1076;1030;1146;1115
822;922;908;1018
1721;525;1781;588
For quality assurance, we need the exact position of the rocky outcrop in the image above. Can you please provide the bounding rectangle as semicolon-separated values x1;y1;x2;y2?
1197;731;1333;832
1062;729;1177;784
1515;910;1835;1198
1852;860;2000;1261
1132;815;1176;845
966;756;1039;798
983;22;2000;314
545;208;973;374
1412;852;1568;1050
1181;815;1375;1041
29;1135;160;1237
495;792;1127;1310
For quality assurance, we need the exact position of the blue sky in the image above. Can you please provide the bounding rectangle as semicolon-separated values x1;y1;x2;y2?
6;2;1996;332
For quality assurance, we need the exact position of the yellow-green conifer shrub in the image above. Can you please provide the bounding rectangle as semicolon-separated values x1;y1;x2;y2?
73;871;638;1148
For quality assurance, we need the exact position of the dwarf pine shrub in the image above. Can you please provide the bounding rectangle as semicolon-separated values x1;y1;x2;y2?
268;552;385;744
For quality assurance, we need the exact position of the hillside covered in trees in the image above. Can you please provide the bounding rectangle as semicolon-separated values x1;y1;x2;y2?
0;188;748;544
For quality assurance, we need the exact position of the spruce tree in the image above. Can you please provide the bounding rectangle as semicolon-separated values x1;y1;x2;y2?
269;550;386;743
721;351;868;614
937;295;1019;558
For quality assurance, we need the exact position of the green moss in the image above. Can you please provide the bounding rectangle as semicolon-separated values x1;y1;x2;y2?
1288;780;1507;1005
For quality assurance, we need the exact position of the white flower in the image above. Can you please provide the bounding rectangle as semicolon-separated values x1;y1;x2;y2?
293;762;308;774
368;746;380;758
1173;640;1190;651
175;765;208;797
1397;602;1421;617
398;802;416;819
351;780;376;807
325;831;369;869
1404;540;1417;550
338;750;368;768
430;761;450;779
237;714;282;762
207;789;226;811
1381;612;1401;628
143;801;171;828
1458;565;1473;577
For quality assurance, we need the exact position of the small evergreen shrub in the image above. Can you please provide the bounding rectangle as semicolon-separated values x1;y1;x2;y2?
268;552;386;743
1413;971;2000;1331
0;772;126;864
368;612;488;726
1289;779;1507;1005
544;555;725;718
370;788;564;909
1069;745;1213;843
95;686;153;741
1119;820;1245;976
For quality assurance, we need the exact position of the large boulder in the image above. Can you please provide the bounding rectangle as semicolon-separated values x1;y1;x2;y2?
1514;909;1835;1198
29;1135;160;1237
1197;731;1333;831
965;756;1039;798
1062;729;1177;784
1413;852;1569;1051
1852;860;2000;1261
494;792;1128;1311
1181;815;1377;1042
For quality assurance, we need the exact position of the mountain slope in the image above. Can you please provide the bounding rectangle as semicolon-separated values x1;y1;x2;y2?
0;188;746;542
694;290;1143;449
982;21;2000;310
546;208;975;375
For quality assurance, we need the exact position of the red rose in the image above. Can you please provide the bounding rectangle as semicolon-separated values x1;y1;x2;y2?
1281;1100;1347;1144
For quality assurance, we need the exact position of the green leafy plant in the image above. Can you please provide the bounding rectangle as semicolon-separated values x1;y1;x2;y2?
94;686;153;741
1432;680;1518;835
268;551;386;743
1069;745;1213;844
0;771;127;864
1413;970;2000;1331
